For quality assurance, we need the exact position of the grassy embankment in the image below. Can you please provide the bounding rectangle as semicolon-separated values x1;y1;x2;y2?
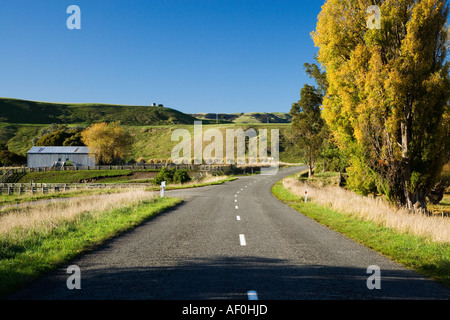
1;123;301;163
129;123;302;163
0;189;182;297
2;124;302;167
272;171;450;288
0;97;300;163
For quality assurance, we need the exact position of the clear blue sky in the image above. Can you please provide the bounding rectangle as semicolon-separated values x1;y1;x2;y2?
0;0;324;114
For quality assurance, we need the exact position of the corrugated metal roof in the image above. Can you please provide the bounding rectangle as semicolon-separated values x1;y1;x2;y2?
27;146;91;154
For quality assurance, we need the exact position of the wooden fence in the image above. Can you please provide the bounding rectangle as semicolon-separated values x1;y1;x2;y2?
1;163;238;175
0;182;150;196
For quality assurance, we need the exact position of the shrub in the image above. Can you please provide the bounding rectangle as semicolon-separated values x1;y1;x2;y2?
0;145;26;166
153;167;175;185
153;168;192;185
173;169;191;184
136;156;146;164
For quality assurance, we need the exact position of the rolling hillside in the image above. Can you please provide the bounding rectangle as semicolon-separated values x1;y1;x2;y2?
0;98;301;162
0;97;198;125
191;112;292;123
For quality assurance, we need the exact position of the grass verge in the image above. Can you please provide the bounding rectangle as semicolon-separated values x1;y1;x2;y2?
0;194;182;297
272;180;450;289
15;169;159;184
0;188;130;206
145;176;237;191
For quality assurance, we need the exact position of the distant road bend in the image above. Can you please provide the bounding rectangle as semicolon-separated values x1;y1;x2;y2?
7;166;450;300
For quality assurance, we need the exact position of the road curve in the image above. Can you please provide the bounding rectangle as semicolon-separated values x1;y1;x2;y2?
6;166;450;300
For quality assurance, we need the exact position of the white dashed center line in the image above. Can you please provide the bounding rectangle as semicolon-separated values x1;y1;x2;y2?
236;216;241;221
247;290;258;300
239;234;246;246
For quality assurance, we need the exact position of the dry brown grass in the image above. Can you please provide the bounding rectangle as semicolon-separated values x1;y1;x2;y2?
284;177;450;243
0;190;156;239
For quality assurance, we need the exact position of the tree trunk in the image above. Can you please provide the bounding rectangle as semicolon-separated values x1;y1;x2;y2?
404;190;427;211
308;148;313;178
400;110;427;211
322;148;325;173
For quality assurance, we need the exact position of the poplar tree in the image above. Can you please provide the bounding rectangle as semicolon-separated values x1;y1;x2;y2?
313;0;450;209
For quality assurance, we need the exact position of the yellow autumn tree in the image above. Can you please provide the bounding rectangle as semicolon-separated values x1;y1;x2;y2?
81;122;133;165
313;0;450;210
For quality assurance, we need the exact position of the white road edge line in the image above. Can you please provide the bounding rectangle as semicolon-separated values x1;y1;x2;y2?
239;234;246;246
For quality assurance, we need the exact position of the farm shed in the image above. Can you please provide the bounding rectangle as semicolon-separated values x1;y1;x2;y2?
27;146;95;168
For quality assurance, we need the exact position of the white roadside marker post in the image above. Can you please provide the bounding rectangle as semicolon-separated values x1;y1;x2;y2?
305;189;307;203
160;181;166;198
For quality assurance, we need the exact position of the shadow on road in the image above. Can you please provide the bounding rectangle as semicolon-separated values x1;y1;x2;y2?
8;256;450;300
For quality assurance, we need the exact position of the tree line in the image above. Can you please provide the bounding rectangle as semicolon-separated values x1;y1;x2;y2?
291;0;449;211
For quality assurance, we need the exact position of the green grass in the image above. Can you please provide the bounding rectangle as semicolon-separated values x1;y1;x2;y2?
0;123;45;155
13;169;237;186
272;180;450;288
15;169;159;184
145;176;237;191
0;97;198;126
189;112;292;124
2;120;303;163
428;194;450;216
0;188;129;206
128;123;302;163
0;195;182;297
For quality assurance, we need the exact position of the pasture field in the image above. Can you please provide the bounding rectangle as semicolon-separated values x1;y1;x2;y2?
1;122;303;163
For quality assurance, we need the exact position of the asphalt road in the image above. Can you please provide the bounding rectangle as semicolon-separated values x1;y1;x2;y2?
6;166;450;300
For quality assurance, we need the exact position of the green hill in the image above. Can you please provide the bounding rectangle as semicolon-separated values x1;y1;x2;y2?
190;112;292;124
0;97;198;125
128;123;302;163
0;98;301;163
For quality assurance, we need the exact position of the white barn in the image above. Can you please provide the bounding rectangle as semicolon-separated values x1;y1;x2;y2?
27;146;95;168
